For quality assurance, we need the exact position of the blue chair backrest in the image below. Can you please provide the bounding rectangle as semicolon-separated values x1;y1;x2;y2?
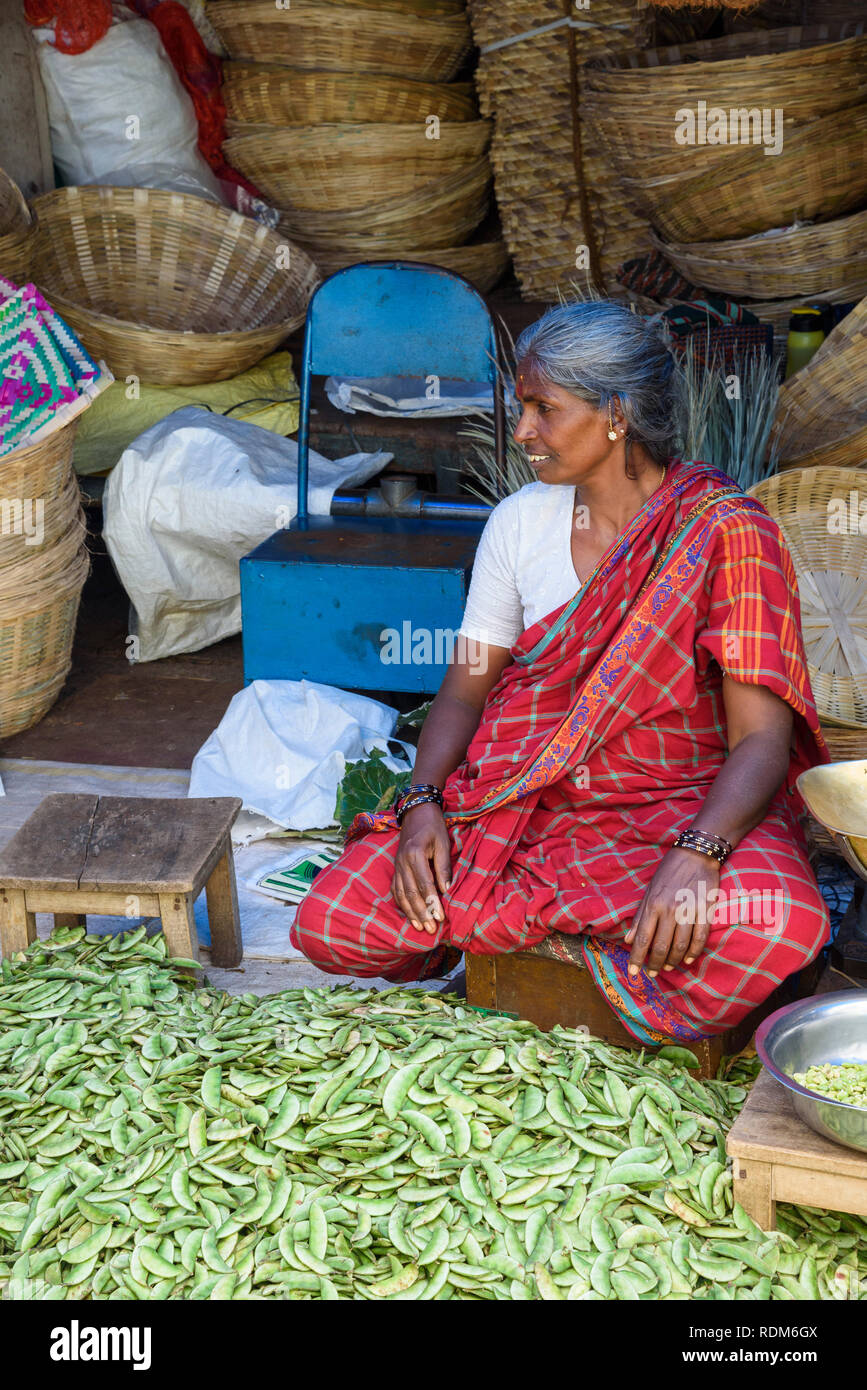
296;262;500;521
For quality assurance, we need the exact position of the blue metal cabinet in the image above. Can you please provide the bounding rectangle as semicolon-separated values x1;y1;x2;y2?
240;514;484;693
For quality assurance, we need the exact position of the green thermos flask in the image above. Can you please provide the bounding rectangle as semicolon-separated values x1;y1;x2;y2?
785;307;825;378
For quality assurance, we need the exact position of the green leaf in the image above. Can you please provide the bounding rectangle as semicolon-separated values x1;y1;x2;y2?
334;749;412;833
396;701;432;731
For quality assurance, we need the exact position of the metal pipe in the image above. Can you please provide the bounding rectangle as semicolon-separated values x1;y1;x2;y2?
330;488;491;522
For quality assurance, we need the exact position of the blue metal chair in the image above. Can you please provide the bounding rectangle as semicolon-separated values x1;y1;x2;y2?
240;262;505;694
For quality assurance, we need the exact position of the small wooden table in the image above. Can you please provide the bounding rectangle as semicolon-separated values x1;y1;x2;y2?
0;794;243;968
727;1067;867;1230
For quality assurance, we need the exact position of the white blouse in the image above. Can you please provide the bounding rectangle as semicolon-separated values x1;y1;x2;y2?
459;482;584;649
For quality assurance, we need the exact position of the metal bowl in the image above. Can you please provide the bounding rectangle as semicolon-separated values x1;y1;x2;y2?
756;991;867;1153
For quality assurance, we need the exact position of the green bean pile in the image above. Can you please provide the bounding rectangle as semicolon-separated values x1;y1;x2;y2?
793;1064;867;1110
0;926;864;1300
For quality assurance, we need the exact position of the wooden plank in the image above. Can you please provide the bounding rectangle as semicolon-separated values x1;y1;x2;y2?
25;890;161;916
465;953;496;1009
771;1166;867;1218
0;888;37;957
727;1070;867;1178
158;892;199;963
78;797;242;893
0;794;98;890
204;839;243;969
732;1157;776;1230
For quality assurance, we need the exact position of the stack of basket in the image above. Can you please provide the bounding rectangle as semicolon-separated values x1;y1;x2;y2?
583;24;867;341
0;422;89;738
0;168;36;286
211;0;508;292
466;0;653;301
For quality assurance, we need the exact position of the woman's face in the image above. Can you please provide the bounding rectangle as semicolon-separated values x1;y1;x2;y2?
513;358;620;487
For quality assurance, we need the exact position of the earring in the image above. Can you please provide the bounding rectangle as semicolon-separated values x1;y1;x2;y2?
607;402;617;442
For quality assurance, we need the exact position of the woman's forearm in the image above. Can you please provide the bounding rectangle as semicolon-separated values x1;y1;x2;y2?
410;692;483;789
690;730;790;848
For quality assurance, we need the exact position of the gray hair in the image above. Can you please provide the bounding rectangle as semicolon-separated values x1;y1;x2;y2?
514;300;677;466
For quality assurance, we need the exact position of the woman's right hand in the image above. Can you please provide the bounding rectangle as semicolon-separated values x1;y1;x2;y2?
392;802;452;934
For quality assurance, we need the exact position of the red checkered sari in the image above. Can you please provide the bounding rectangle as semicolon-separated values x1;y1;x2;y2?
293;460;829;1040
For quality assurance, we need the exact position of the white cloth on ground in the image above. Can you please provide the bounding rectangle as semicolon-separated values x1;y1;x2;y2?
458;482;583;649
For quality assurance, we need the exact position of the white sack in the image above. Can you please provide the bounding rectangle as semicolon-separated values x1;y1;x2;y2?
189;680;414;834
33;15;223;201
102;407;390;662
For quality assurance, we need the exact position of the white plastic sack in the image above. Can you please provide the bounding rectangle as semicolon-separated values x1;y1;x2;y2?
33;14;224;202
189;680;414;835
102;407;390;663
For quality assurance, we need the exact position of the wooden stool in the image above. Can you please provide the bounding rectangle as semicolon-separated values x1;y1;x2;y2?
465;933;818;1079
727;1067;867;1230
0;794;243;967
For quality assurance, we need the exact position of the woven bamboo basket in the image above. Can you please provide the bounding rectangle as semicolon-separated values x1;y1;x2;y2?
300;237;510;292
773;295;867;464
0;512;89;739
584;27;867;240
650;208;867;301
222;66;477;126
468;0;652;301
821;726;867;760
778;424;867;473
0;418;77;505
208;2;472;80
277;158;491;253
0;167;35;286
649;105;867;243
28;186;319;386
749;467;867;727
225;121;491;213
584;25;867;139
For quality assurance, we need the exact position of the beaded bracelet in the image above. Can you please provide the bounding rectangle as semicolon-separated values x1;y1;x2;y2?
394;784;444;825
673;827;733;864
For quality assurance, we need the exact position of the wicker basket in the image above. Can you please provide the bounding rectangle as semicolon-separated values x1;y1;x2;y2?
773;295;867;464
301;237;510;292
0;424;88;741
468;0;652;300
749;467;867;727
28;186;319;386
650;208;867;301
778;424;867;473
277;158;492;253
821;726;867;760
0;420;83;570
0;167;35;286
223;66;477;126
584;26;867;241
225;121;491;213
209;1;472;80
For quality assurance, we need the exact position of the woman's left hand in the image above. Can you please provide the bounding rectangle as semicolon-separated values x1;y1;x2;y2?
624;849;720;979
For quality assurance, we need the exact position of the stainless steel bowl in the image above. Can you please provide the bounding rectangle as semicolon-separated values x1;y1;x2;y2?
756;991;867;1153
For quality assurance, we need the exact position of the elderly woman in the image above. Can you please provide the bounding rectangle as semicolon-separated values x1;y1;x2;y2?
291;301;829;1043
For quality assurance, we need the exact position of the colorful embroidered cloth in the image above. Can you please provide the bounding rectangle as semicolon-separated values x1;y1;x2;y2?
0;280;100;458
292;460;830;1041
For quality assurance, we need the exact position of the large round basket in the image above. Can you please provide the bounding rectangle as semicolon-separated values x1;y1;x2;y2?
0;417;78;505
225;121;491;213
304;238;510;292
749;468;867;728
0;516;89;740
277;158;492;253
0;167;35;285
222;65;477;126
28;186;320;386
584;26;867;240
650;208;867;301
209;1;472;80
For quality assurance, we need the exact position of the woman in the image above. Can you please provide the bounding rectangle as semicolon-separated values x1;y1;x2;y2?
292;301;829;1042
